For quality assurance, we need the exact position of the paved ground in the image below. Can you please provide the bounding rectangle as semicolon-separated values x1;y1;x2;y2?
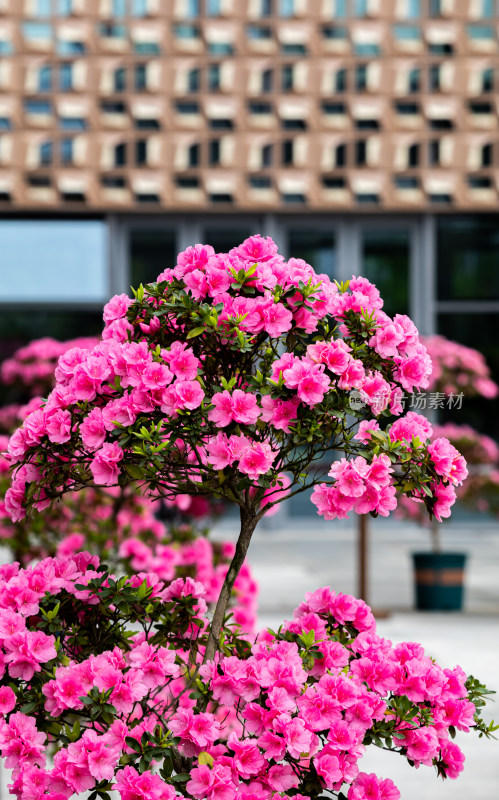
212;513;499;800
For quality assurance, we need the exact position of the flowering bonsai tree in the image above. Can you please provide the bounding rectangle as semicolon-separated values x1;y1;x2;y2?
2;237;493;797
6;237;468;662
0;553;494;799
423;335;498;399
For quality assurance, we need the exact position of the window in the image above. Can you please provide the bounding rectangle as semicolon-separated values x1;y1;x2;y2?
482;68;494;93
134;64;147;91
362;231;409;316
322;26;348;42
429;0;442;15
354;43;380;56
335;69;347;93
355;140;366;166
394;176;419;189
322;102;346;115
429;64;441;92
208;64;220;91
209;139;220;165
188;68;200;93
60;138;74;165
176;101;199;114
134;42;160;54
429;118;453;130
132;0;148;15
354;0;368;16
135;118;160;129
429;193;452;204
176;176;199;188
407;0;420;16
99;23;127;39
101;100;126;113
260;0;273;15
408;143;419;166
246;26;272;39
468;26;495;42
135;139;147;165
0;221;108;303
57;41;86;54
248;101;272;114
355;65;367;91
58;0;73;11
248;175;272;188
60;64;73;91
282;65;294;91
112;0;126;14
39;141;53;166
281;43;307;55
395;102;419;115
335;143;346;167
135;193;160;204
428;43;453;55
0;118;11;130
208;43;233;55
175;23;200;38
114;67;126;93
428;139;440;166
279;0;294;16
468;176;492;188
185;0;199;16
262;69;273;93
482;144;493;167
334;0;347;16
408;68;420;93
282;193;306;204
101;176;126;188
210;118;233;129
480;0;495;16
393;26;421;42
470;101;493;114
282;119;306;130
206;0;222;14
282;140;294;165
188;143;200;167
356;119;379;130
35;0;51;16
0;41;13;55
322;176;345;188
23;22;53;41
26;175;52;187
60;117;87;130
262;144;273;166
25;99;52;114
114;143;126;166
38;65;52;93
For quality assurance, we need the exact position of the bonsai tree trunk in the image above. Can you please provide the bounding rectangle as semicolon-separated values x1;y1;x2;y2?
204;506;258;662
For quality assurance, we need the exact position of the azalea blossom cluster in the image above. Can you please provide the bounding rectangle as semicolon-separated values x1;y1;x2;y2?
0;555;491;800
0;441;257;632
397;422;499;526
0;336;100;399
423;335;498;399
5;237;463;534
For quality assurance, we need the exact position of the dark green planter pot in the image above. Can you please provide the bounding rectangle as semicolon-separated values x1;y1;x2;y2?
412;552;467;611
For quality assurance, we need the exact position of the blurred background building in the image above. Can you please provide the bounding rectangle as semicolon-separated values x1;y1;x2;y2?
0;0;498;435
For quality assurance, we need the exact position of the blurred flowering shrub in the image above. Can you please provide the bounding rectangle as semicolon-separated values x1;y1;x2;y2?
0;555;493;800
423;335;498;399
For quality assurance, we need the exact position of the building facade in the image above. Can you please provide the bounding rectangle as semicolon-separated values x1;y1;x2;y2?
0;0;498;442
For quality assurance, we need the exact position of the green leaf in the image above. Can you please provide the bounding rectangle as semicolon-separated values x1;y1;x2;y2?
186;327;205;339
198;752;214;767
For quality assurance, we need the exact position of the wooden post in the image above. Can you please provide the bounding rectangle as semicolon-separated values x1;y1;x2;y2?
358;513;368;603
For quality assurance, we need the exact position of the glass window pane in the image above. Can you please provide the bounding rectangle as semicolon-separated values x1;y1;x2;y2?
130;231;178;287
203;229;254;253
0;221;108;302
288;230;336;278
361;230;410;317
437;216;499;301
438;313;499;440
